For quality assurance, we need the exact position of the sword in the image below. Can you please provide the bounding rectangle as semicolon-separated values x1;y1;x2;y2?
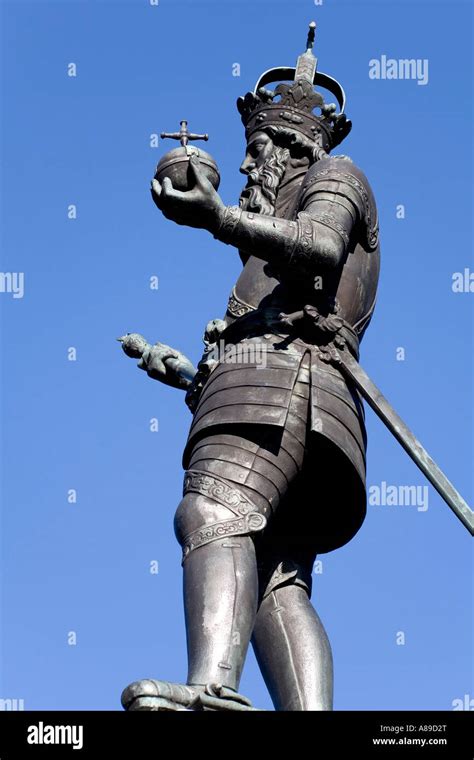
322;345;474;536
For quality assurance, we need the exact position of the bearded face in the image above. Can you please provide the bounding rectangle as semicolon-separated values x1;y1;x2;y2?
239;131;290;216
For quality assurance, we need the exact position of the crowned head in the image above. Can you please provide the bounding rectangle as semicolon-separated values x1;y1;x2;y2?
236;23;352;216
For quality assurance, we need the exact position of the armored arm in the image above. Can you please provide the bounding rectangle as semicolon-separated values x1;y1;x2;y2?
213;204;348;275
213;158;377;276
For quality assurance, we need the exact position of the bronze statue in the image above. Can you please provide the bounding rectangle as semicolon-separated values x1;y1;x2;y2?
119;22;473;712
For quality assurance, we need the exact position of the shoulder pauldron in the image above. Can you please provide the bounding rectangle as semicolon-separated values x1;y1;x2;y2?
298;158;379;250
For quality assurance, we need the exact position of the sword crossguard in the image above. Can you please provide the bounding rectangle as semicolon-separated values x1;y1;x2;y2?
160;120;209;148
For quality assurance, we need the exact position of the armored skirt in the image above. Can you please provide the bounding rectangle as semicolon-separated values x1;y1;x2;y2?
183;331;367;554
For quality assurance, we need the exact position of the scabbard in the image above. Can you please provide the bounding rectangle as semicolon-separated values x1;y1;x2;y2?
330;348;474;536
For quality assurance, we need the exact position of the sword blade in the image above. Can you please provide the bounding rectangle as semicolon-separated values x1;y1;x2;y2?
337;351;474;536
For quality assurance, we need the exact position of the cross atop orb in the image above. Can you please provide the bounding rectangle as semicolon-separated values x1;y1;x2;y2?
160;120;209;148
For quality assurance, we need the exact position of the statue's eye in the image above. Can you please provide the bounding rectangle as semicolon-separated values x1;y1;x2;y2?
249;143;264;158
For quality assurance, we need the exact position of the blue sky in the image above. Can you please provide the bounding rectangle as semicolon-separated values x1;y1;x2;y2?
0;0;472;711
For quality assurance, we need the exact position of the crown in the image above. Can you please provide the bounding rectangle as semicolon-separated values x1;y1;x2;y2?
237;22;351;150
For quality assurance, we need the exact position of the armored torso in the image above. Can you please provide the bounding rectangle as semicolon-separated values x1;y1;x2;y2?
226;155;380;340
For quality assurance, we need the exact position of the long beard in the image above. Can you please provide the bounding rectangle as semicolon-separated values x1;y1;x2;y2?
239;147;289;216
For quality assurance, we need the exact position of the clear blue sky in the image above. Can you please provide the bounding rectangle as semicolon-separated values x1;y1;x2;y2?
0;0;472;711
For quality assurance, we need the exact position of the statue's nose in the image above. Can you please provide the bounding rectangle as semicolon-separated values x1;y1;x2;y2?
239;158;255;175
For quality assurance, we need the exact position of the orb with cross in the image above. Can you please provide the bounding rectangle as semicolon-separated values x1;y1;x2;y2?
154;119;220;192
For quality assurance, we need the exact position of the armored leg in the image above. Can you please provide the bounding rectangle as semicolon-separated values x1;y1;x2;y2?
182;532;257;689
252;555;333;710
174;479;266;691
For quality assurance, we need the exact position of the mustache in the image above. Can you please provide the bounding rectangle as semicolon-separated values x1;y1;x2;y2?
247;168;261;183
